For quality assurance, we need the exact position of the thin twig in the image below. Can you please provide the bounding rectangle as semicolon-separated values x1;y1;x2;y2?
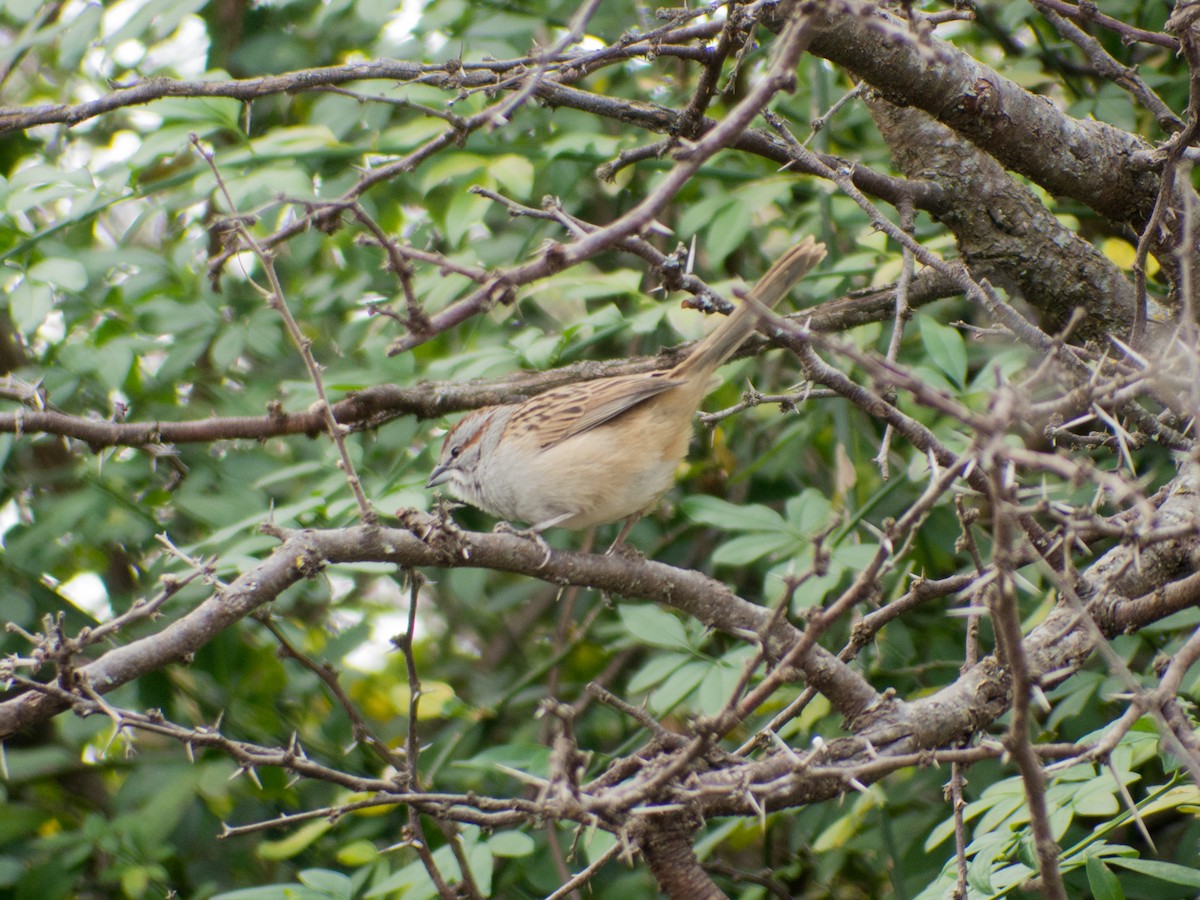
192;135;378;525
874;196;915;478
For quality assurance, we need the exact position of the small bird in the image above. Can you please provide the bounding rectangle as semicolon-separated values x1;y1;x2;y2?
427;237;826;540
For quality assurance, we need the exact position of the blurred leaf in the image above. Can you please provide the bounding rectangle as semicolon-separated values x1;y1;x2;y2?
619;604;693;651
1073;776;1120;817
444;189;492;247
145;97;244;131
366;845;461;898
628;651;689;693
918;315;967;389
1086;856;1125;900
649;660;707;713
681;496;788;533
488;830;535;857
335;840;378;867
9;278;52;332
28;257;87;291
256;819;332;861
212;886;329;900
467;839;493;896
0;805;48;844
120;865;155;899
298;870;353;899
784;488;832;533
1107;857;1200;887
456;744;550;779
488;154;534;199
712;531;797;566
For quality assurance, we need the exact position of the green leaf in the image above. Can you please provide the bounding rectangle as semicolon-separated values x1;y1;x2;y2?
58;3;101;69
9;279;53;333
649;660;707;713
919;316;968;389
509;329;562;370
681;496;788;533
628;651;689;693
1086;856;1125;900
619;604;693;651
679;180;791;268
834;542;880;570
366;845;461;898
705;199;754;268
211;325;247;372
924;814;957;853
120;865;150;899
697;657;742;715
256;820;332;861
990;861;1035;895
488;830;535;857
145;96;243;130
467;840;493;896
489;154;534;199
784;488;832;534
527;268;642;304
1051;806;1074;841
1107;857;1200;887
250;125;339;156
1;0;42;23
444;189;492;247
582;827;618;864
544;131;623;159
421;152;487;190
310;92;375;141
5;163;94;215
1134;783;1200;818
123;765;207;845
298;870;353;899
378;117;451;153
0;805;48;844
965;836;1003;895
211;887;325;900
223;165;315;207
94;337;138;389
1073;775;1120;817
457;744;550;779
335;840;378;867
967;347;1028;393
712;531;797;566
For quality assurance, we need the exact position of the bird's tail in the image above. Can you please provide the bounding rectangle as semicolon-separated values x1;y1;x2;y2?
673;235;826;379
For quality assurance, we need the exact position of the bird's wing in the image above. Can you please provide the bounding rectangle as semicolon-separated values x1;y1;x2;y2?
507;372;683;449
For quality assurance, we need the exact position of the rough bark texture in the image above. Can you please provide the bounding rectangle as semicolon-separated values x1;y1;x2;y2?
868;98;1136;341
800;0;1164;227
638;819;728;900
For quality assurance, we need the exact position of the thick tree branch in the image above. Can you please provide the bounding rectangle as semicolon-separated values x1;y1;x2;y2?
0;272;959;450
0;517;880;739
798;0;1198;278
868;98;1135;341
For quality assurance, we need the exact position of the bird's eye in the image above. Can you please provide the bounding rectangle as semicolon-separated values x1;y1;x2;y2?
449;446;462;459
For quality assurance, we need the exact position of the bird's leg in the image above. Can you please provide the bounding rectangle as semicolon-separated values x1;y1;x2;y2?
605;513;643;555
495;512;573;565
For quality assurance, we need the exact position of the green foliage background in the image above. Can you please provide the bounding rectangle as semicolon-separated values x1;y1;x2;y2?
2;1;1199;898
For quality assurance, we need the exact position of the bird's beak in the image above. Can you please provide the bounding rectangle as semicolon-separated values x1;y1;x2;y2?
426;464;450;489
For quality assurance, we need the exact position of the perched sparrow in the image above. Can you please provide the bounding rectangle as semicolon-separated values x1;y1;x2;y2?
427;237;826;537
